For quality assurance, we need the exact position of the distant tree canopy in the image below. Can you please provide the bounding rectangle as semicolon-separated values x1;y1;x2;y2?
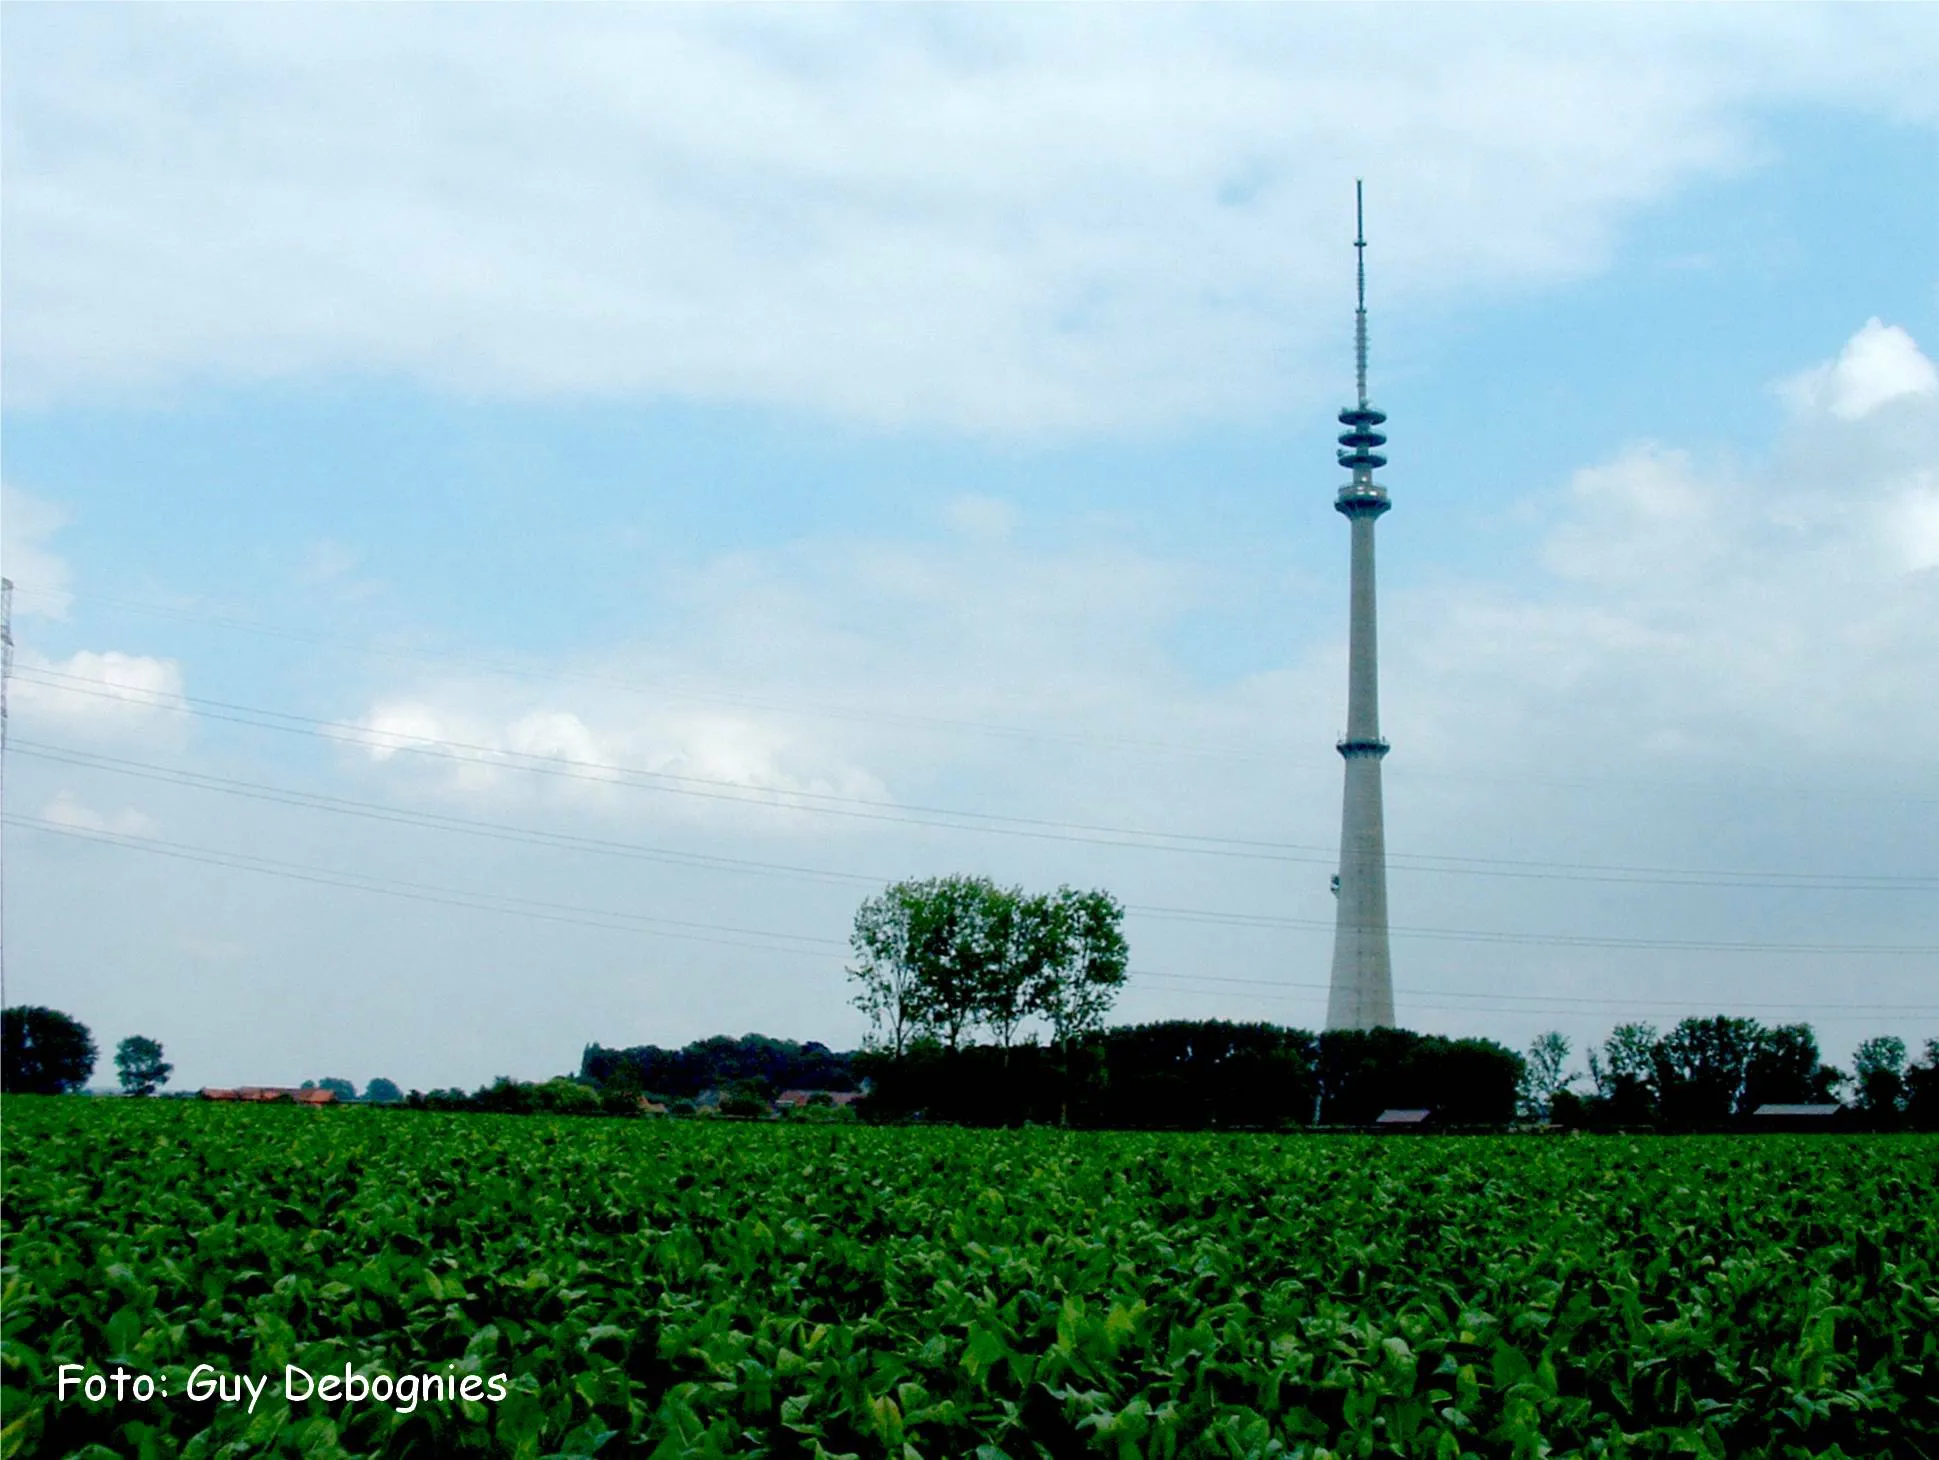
579;1033;857;1100
362;1077;404;1104
859;1021;1526;1129
1314;1027;1524;1127
2;1007;98;1095
1852;1036;1907;1117
1581;1017;1848;1128
114;1036;173;1097
1518;1032;1577;1120
846;877;1128;1058
315;1077;357;1102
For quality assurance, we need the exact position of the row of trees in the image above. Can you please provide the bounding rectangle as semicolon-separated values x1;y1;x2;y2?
847;877;1129;1058
304;1077;404;1103
859;1021;1526;1127
1;1008;171;1096
580;1033;856;1099
1522;1018;1939;1128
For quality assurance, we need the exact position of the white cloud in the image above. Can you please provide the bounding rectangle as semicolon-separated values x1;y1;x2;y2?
41;790;159;838
5;7;1935;432
1540;446;1726;587
1411;324;1939;772
0;485;74;618
299;539;383;601
1782;318;1939;420
942;494;1018;541
11;647;188;737
342;691;891;821
1892;481;1939;573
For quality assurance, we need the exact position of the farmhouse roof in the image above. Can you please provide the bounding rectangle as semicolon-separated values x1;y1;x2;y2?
1374;1108;1432;1125
201;1086;337;1104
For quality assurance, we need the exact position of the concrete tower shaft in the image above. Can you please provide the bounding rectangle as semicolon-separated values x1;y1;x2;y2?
1325;182;1396;1031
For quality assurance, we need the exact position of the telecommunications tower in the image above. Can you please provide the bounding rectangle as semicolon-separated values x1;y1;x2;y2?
1324;182;1395;1030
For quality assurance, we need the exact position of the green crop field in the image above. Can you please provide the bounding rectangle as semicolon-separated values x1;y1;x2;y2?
3;1098;1935;1459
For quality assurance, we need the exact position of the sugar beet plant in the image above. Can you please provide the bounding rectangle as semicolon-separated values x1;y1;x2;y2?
3;1098;1935;1459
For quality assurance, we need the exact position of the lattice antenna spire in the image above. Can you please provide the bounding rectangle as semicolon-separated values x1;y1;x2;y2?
1354;179;1368;410
1336;180;1388;485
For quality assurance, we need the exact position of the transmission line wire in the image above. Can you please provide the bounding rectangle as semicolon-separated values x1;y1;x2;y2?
15;668;1936;890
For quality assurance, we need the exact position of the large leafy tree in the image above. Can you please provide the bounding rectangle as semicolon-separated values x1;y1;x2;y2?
114;1036;173;1096
1652;1015;1764;1125
362;1077;404;1104
980;888;1060;1052
908;875;1007;1053
1852;1036;1907;1117
1028;886;1129;1051
1588;1021;1659;1122
849;879;955;1056
849;878;1128;1061
1519;1031;1576;1119
1741;1023;1842;1112
1906;1040;1939;1130
2;1007;98;1094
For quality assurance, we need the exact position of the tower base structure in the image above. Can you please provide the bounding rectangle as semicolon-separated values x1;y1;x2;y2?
1326;738;1394;1030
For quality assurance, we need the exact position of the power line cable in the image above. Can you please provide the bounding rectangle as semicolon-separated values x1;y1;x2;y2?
12;740;880;888
14;668;1319;858
1127;967;1939;1015
13;811;1934;1022
6;583;1281;764
6;814;844;956
19;741;1938;906
19;579;1936;807
15;668;1937;890
11;742;1937;989
1128;972;1939;1025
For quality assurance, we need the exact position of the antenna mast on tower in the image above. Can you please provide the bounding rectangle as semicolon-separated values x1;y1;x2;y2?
1324;181;1397;1031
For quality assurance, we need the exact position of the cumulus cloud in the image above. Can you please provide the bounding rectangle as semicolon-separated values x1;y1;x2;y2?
341;691;892;823
0;485;74;618
5;7;1936;432
1782;317;1939;420
298;539;384;601
11;647;189;737
1408;319;1939;774
942;494;1019;541
40;790;159;838
1892;483;1939;574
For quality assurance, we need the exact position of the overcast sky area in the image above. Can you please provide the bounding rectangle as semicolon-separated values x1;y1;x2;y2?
3;5;1936;1093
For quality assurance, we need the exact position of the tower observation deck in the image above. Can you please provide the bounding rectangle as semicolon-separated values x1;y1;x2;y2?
1325;181;1396;1031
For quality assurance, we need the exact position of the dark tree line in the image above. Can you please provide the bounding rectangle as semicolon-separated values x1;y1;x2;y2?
1555;1017;1939;1129
859;1022;1526;1128
847;876;1129;1058
580;1033;858;1101
1;1008;172;1097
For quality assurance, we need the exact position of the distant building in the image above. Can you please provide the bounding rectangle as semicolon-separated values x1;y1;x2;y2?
1373;1108;1432;1127
201;1087;337;1105
1751;1103;1843;1130
775;1090;862;1109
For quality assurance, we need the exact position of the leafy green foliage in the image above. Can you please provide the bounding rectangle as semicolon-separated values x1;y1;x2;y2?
582;1034;857;1103
6;1098;1934;1457
1;1005;97;1094
847;879;1129;1059
1588;1018;1852;1128
115;1035;174;1097
1853;1037;1907;1118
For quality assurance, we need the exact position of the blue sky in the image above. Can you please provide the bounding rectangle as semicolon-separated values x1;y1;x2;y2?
3;6;1936;1092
